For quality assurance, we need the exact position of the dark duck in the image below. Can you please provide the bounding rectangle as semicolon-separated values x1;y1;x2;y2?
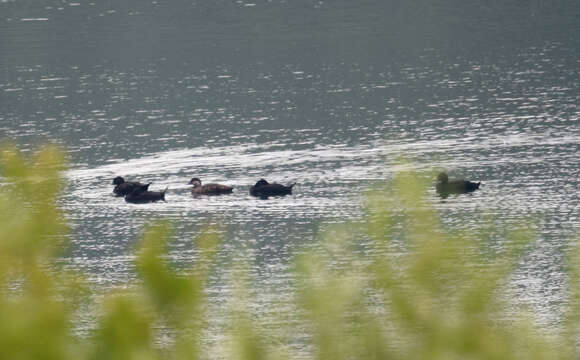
249;178;295;198
435;172;480;197
189;177;233;195
125;183;167;204
112;176;147;197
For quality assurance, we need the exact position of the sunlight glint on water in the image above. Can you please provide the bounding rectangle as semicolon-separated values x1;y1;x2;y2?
1;0;579;343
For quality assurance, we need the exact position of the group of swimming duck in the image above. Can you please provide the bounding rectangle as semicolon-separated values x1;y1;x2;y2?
112;176;296;203
113;172;479;204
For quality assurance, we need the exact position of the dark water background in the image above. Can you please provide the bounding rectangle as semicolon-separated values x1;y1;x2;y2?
1;0;579;348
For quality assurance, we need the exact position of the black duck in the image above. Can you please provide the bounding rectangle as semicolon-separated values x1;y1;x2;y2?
435;172;480;197
112;176;147;197
249;178;295;198
125;183;167;204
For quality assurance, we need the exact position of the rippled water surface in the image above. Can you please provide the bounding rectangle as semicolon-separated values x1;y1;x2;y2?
1;0;580;345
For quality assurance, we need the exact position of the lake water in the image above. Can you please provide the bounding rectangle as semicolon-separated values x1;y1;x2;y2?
1;0;579;347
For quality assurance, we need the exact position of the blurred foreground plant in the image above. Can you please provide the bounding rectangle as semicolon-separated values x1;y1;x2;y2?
294;169;571;360
0;146;219;360
0;145;577;360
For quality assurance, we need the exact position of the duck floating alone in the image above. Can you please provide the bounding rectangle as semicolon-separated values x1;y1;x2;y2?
112;176;147;197
125;183;167;204
189;177;233;195
435;172;480;196
249;178;295;198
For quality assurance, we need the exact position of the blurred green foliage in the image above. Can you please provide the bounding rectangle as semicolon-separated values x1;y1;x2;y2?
0;145;576;359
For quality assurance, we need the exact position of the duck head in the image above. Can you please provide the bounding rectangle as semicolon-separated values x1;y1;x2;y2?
112;176;125;185
254;179;269;187
189;177;202;187
436;172;449;184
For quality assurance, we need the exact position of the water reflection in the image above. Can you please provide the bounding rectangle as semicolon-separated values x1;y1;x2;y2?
1;6;578;337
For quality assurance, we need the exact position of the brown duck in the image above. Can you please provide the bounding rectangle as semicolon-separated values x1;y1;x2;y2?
189;177;233;195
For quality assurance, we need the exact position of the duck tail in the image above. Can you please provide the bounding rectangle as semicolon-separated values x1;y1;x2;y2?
161;187;168;201
476;182;481;189
288;182;297;188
